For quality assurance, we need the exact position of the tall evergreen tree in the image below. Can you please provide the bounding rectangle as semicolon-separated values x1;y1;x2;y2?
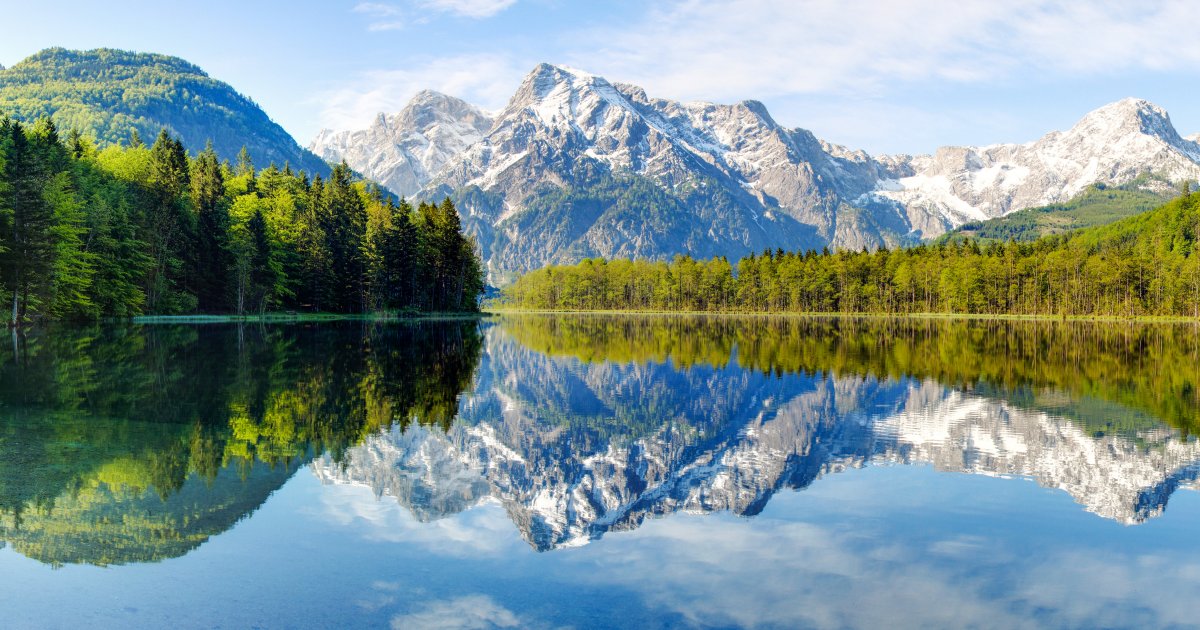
190;142;231;310
322;162;367;312
144;129;195;312
1;119;55;325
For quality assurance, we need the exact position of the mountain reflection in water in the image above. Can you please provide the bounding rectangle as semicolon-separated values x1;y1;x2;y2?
316;315;1200;550
2;315;1200;564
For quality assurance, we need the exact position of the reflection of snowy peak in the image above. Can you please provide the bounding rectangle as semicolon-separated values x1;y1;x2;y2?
313;331;1200;550
878;389;1200;524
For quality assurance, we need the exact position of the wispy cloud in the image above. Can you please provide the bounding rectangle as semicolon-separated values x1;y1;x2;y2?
313;53;526;132
421;0;517;18
389;595;524;630
326;0;1200;150
354;2;406;31
353;0;515;30
576;0;1200;103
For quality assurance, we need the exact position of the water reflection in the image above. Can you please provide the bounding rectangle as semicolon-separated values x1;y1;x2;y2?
317;315;1200;551
3;315;1200;566
0;321;483;565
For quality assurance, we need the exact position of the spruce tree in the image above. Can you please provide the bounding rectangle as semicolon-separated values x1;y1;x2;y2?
190;142;231;311
323;162;367;312
1;120;55;325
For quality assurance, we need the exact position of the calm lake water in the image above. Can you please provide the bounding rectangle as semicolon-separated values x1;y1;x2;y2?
2;315;1200;629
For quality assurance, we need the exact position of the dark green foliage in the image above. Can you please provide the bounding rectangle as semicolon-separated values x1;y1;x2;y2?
322;163;368;311
0;125;484;324
0;119;58;324
504;191;1200;317
0;48;329;175
0;320;484;565
942;179;1176;243
189;142;230;310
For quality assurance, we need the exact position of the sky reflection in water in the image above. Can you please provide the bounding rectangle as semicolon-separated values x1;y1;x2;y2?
1;316;1199;629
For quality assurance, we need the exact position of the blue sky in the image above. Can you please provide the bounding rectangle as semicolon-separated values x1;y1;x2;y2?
2;0;1199;155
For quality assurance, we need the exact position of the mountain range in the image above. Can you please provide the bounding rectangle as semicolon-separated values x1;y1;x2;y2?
3;48;1198;285
312;64;1200;283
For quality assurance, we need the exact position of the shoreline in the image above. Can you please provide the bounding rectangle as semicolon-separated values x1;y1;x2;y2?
484;308;1200;324
126;312;493;324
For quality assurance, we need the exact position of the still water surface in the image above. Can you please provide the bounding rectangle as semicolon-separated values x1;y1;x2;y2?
2;316;1200;628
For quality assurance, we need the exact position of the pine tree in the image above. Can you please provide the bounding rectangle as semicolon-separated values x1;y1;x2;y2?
190;142;231;310
1;120;56;325
44;170;96;317
144;129;196;312
246;209;278;314
323;162;367;312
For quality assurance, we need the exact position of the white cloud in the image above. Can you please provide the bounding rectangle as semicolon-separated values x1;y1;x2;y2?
576;0;1200;104
580;512;1200;628
389;595;523;630
311;53;526;134
353;0;515;29
420;0;516;18
323;0;1200;150
314;482;520;556
354;2;406;30
354;2;403;16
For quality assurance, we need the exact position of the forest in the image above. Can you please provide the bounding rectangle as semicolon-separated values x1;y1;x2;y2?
502;191;1200;317
0;117;484;325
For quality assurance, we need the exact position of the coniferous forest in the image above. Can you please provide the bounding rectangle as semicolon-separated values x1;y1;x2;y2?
502;190;1200;318
0;118;484;325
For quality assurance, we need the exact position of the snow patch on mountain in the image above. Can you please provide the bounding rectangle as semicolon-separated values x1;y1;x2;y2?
871;98;1200;236
311;66;1200;276
308;90;492;197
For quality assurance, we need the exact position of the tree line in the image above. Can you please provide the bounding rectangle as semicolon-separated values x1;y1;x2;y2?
502;191;1200;317
0;118;484;325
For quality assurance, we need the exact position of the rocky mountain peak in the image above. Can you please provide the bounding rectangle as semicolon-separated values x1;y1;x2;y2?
311;64;1200;280
1065;97;1181;144
501;62;630;127
307;89;492;197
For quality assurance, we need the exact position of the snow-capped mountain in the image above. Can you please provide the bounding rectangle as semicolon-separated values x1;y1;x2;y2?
309;90;492;197
871;98;1200;229
312;327;1200;551
312;64;1200;282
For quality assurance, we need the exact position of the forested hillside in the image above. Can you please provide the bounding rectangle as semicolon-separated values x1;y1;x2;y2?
502;192;1200;318
0;117;483;325
941;178;1179;243
0;48;328;174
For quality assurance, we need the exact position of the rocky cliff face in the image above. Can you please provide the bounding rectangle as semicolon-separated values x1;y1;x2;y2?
312;329;1200;550
312;65;1200;283
309;90;492;197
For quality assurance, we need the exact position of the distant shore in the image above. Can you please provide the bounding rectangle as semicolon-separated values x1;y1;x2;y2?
484;308;1200;324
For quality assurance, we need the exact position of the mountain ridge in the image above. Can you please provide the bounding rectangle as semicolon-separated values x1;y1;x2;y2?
0;47;329;174
313;64;1200;283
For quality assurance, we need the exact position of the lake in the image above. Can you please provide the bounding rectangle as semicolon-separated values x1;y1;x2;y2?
2;315;1200;629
